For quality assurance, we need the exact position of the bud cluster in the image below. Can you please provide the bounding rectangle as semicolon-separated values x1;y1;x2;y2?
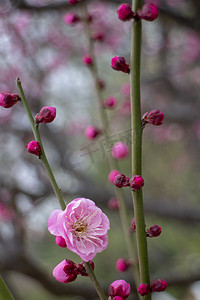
138;279;167;296
117;3;158;22
130;218;162;238
111;172;144;192
53;259;94;283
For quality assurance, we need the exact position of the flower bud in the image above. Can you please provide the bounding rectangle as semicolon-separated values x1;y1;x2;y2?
103;97;116;108
109;279;131;299
117;4;135;22
130;175;144;191
108;169;120;183
112;142;129;159
56;236;67;248
151;279;167;292
26;141;41;157
146;224;162;238
138;283;151;296
137;4;158;21
76;261;94;276
116;258;131;272
108;197;119;210
85;125;100;140
0;93;20;108
111;57;130;74
35;106;56;124
114;173;129;188
64;13;80;25
53;259;78;283
82;55;93;65
142;110;164;126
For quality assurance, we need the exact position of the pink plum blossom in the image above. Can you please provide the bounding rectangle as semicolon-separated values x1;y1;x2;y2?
129;175;144;191
48;198;110;261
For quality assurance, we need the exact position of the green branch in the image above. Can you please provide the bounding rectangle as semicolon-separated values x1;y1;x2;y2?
130;0;151;299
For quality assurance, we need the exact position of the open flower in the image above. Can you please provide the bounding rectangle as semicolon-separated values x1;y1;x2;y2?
48;198;110;261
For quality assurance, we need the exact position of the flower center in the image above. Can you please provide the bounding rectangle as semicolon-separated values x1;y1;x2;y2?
73;221;87;238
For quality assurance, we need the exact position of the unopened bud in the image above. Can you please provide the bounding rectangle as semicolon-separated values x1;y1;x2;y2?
0;93;20;108
137;4;158;21
138;283;151;296
35;106;56;124
117;4;135;21
26;141;41;157
151;279;167;292
142;110;164;126
146;225;162;238
111;57;130;74
130;175;144;191
85;125;101;139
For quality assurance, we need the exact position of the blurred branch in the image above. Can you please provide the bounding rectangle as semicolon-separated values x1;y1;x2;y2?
0;252;104;299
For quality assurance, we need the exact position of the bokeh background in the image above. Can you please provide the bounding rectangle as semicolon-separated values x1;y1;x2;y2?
0;0;200;299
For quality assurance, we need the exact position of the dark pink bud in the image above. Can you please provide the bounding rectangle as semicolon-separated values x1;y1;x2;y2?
76;261;94;276
0;93;20;108
111;57;130;74
116;258;131;272
82;55;93;65
137;4;158;21
35;106;56;124
109;280;131;299
117;4;135;22
130;218;136;232
142;110;164;126
146;225;162;238
112;142;129;159
103;97;116;108
108;169;120;183
138;283;151;296
64;13;80;25
151;279;167;292
56;236;67;248
114;173;129;188
108;197;119;210
130;175;144;191
85;125;100;140
26;141;41;157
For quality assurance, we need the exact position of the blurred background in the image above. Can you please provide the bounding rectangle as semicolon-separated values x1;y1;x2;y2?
0;0;200;299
